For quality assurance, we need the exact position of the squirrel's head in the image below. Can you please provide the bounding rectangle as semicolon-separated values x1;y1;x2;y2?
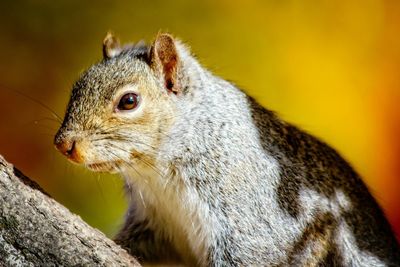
54;33;186;172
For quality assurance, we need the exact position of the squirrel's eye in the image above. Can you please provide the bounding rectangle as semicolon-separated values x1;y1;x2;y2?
117;93;140;111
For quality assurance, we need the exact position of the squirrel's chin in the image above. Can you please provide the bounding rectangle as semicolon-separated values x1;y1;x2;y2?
85;161;121;173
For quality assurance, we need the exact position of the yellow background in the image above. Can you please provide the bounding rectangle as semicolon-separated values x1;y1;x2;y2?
0;0;399;238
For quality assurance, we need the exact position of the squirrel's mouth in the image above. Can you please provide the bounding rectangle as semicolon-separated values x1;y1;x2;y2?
86;161;121;173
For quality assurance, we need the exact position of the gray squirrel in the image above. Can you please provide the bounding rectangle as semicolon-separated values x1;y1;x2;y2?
54;32;400;266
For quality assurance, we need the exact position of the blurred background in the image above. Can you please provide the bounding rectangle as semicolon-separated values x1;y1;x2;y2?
0;0;399;238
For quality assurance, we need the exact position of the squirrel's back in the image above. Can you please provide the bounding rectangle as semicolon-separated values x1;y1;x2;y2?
250;97;400;265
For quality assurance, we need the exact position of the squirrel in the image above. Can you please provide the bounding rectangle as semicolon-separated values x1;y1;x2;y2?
54;32;400;266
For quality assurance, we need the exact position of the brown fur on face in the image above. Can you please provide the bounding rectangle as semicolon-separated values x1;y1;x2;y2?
55;34;179;172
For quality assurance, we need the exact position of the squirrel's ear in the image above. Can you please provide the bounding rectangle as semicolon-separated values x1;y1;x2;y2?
149;33;180;94
103;32;122;59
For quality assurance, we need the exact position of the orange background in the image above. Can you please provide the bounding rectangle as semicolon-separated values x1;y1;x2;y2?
0;0;399;238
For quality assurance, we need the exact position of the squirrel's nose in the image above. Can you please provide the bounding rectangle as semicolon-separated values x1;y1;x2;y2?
55;139;75;156
54;139;83;163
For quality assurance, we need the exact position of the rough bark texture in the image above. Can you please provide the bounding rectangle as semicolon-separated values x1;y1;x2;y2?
0;155;141;267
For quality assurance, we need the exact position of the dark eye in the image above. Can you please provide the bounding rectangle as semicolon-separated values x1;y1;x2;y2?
117;93;140;111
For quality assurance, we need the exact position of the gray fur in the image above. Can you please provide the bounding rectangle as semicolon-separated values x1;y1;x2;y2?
55;33;400;266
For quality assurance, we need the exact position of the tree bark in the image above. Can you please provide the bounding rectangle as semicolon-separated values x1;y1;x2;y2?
0;155;141;267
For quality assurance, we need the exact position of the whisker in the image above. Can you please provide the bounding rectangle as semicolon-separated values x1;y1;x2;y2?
106;142;165;177
94;174;107;204
0;83;63;122
138;190;147;209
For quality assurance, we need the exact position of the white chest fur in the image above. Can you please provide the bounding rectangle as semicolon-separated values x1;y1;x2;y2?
122;163;216;266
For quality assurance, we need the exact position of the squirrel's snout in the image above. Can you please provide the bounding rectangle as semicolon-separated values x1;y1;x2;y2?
55;139;75;156
54;138;83;164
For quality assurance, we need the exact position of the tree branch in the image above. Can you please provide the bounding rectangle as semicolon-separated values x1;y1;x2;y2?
0;155;141;266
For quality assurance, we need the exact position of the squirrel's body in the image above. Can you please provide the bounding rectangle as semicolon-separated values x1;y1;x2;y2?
55;33;400;266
